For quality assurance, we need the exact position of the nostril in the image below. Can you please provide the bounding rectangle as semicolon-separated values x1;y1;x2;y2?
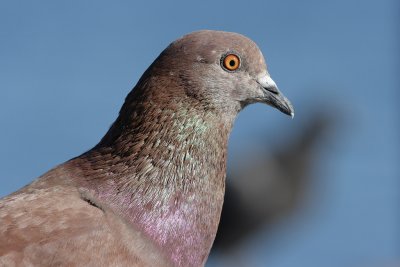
257;80;279;94
256;75;279;94
264;85;279;94
265;87;279;95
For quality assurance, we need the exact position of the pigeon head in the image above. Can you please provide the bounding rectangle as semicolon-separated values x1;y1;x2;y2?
139;30;294;117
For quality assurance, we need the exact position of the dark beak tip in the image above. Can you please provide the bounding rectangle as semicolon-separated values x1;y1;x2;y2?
281;106;295;118
286;104;295;119
273;95;294;119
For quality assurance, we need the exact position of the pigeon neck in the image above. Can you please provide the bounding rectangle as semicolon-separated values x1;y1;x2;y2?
76;99;236;267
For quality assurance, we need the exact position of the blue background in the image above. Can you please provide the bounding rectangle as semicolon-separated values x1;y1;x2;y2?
0;1;398;266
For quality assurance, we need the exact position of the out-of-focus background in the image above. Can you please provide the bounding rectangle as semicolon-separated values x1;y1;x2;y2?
0;1;398;266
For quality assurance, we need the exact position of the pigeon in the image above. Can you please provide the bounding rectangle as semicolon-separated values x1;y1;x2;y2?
0;30;294;267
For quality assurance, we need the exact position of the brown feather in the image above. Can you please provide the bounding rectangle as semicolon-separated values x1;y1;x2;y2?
0;30;293;267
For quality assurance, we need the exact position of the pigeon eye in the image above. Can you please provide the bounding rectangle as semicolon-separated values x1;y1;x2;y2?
222;54;240;71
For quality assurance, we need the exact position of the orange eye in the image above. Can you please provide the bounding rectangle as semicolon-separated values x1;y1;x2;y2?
222;54;240;71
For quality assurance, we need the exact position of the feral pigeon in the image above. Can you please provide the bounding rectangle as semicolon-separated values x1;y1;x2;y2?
0;30;294;267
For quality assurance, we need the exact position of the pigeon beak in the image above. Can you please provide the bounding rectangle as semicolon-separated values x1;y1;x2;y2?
256;75;294;118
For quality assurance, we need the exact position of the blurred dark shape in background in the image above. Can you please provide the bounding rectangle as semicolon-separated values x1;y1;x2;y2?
211;110;336;255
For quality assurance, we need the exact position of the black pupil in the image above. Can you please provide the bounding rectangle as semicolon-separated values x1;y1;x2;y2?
229;60;236;67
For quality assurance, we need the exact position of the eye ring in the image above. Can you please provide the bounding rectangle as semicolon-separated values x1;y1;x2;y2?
221;53;241;71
